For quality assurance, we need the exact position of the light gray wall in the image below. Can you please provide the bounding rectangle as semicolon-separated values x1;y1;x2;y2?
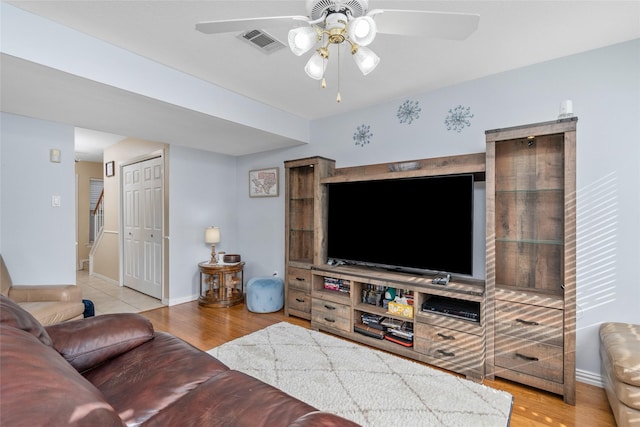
236;39;640;381
167;144;238;304
0;113;76;284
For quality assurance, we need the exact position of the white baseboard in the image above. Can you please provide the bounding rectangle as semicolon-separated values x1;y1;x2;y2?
165;294;198;306
577;369;603;388
77;259;89;271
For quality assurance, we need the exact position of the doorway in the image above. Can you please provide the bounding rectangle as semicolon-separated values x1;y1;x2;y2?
122;156;163;299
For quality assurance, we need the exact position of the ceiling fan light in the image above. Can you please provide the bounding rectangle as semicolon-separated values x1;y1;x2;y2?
352;46;380;75
304;51;327;80
348;16;377;46
288;26;318;56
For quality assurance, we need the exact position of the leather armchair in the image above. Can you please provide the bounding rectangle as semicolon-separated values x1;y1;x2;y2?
1;254;84;325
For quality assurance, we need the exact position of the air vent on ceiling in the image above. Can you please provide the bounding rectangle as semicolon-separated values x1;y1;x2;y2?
239;29;285;53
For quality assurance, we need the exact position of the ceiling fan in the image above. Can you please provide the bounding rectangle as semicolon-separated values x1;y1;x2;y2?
196;0;479;102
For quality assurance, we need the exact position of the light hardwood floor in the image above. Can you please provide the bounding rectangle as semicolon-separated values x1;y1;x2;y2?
139;301;616;427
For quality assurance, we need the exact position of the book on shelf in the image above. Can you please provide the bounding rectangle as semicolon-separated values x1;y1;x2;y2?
361;313;386;330
380;317;404;329
384;334;413;347
324;277;351;293
354;322;386;339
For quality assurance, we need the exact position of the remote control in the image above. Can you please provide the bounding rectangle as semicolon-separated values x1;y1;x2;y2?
432;274;451;285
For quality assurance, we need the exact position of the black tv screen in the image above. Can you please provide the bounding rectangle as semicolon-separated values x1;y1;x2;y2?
327;174;474;276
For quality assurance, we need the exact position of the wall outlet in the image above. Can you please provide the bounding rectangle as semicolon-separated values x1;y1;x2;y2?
273;271;278;277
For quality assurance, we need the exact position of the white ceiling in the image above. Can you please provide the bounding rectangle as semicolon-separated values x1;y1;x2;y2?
2;1;639;158
74;128;125;163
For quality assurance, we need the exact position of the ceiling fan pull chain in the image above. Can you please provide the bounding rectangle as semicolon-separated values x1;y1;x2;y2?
321;31;328;89
336;44;342;103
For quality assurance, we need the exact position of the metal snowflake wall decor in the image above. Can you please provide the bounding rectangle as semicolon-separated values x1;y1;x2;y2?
353;124;373;147
444;105;474;132
397;100;421;124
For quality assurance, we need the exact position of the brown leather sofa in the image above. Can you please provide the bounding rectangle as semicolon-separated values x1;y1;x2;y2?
600;322;640;426
0;296;359;426
1;254;85;325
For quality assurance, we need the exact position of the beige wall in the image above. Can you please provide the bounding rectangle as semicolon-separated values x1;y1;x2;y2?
75;161;103;269
92;138;168;286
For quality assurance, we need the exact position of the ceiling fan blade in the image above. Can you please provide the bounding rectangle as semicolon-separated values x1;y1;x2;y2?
196;16;310;34
368;9;479;40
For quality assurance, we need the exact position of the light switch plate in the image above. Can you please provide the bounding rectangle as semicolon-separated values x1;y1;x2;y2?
52;195;61;207
50;148;61;163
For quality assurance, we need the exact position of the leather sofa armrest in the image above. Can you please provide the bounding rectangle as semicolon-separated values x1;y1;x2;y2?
46;313;154;372
289;411;361;427
8;285;82;303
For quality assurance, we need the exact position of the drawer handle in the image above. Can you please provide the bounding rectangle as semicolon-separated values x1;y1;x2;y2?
295;298;305;303
437;349;455;357
324;317;335;323
516;318;540;326
295;277;306;281
516;352;539;362
437;333;455;341
324;305;336;310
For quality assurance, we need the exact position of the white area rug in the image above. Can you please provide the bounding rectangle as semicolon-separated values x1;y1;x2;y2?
208;322;512;426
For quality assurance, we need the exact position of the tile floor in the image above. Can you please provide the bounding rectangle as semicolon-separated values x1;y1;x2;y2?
77;269;164;315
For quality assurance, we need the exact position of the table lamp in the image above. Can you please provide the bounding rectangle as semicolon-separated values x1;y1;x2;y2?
205;226;221;264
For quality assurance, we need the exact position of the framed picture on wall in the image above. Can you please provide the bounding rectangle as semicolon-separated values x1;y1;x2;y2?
105;161;115;177
249;167;279;197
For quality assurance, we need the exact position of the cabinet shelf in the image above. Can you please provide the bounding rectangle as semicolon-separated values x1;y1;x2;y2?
495;283;564;297
354;303;414;322
495;238;563;245
496;188;563;194
289;257;313;264
313;288;351;300
348;330;418;356
354;303;386;317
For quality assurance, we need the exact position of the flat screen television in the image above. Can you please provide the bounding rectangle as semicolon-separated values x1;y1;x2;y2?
327;174;474;276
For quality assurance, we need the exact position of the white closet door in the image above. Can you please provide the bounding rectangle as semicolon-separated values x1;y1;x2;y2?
123;157;162;299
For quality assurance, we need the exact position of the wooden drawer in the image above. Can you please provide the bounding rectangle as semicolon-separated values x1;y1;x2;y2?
415;323;483;352
495;300;563;346
287;288;311;314
495;334;563;383
312;299;350;332
287;267;311;291
416;311;483;336
414;324;483;370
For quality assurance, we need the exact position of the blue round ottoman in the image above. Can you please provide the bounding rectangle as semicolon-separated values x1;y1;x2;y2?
246;276;284;313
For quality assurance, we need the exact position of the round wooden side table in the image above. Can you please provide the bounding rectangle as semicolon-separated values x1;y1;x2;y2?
198;261;245;308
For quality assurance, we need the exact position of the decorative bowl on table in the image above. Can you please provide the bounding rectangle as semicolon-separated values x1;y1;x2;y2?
223;254;241;263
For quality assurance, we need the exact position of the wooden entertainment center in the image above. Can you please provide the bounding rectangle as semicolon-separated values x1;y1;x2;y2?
284;118;576;402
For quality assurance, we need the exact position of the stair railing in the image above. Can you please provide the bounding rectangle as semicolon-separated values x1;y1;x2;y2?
93;189;104;242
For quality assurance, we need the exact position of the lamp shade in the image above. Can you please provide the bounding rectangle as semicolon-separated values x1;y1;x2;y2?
352;46;380;75
348;16;377;46
304;51;327;80
205;226;220;244
288;26;318;56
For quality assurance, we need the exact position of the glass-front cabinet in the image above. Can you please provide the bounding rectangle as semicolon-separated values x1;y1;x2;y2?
485;118;577;404
284;157;335;319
